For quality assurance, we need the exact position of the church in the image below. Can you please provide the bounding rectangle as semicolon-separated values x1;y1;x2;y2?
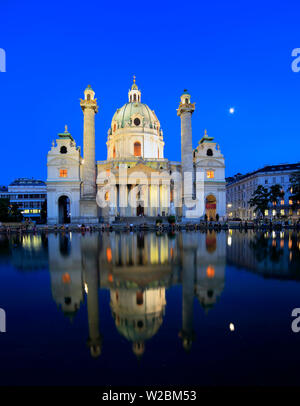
46;78;226;224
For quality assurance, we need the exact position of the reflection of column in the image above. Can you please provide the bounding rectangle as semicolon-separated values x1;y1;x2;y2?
179;235;196;351
158;184;161;215
82;235;102;358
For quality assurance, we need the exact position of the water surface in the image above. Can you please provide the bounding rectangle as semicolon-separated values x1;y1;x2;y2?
0;230;299;386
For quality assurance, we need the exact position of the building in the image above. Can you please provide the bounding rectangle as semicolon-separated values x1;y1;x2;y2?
0;178;47;221
47;78;226;224
226;163;300;220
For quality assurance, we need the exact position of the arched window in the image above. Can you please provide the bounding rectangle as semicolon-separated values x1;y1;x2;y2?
87;94;90;101
185;98;189;104
134;142;141;157
136;292;143;305
105;191;109;201
134;94;136;102
113;146;116;158
207;148;213;156
113;124;116;132
60;146;67;154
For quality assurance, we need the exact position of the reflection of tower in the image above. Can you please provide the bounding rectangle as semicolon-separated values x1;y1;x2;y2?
110;287;166;358
48;233;84;320
179;233;196;351
81;234;102;358
195;232;226;312
177;90;195;216
79;85;99;222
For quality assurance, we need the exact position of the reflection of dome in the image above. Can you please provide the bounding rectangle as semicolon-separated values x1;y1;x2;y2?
110;288;166;357
115;312;163;343
111;102;158;129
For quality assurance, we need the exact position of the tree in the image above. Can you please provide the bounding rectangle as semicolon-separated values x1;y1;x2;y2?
0;198;9;222
9;203;23;222
248;185;269;218
41;199;47;224
269;184;284;216
289;171;300;211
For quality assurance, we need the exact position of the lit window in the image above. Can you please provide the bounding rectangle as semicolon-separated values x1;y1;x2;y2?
105;191;109;201
280;209;285;215
281;200;285;205
136;292;143;305
59;169;67;178
62;273;71;284
272;210;276;216
264;210;269;216
206;266;215;278
207;170;214;179
134;142;141;157
289;199;293;205
106;248;112;263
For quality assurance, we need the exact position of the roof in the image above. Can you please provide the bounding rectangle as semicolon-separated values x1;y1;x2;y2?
112;102;158;128
58;125;74;141
0;186;8;192
9;178;46;187
226;163;300;185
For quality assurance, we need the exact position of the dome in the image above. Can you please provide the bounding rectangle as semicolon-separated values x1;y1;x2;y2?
107;78;164;160
111;102;158;129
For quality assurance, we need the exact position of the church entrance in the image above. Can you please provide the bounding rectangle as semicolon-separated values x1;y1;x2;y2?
205;195;216;221
137;204;144;216
58;195;71;224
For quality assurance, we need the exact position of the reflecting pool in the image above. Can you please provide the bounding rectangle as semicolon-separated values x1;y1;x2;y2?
0;230;300;386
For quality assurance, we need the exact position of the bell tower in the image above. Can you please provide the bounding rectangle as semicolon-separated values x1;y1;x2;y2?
79;85;99;223
177;90;195;216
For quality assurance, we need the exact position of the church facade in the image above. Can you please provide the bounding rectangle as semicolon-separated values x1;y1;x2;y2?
46;79;226;224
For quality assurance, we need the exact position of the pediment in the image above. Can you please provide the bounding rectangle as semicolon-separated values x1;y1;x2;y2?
48;156;79;166
195;158;224;168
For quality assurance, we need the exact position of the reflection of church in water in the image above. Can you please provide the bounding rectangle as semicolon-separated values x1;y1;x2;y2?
48;231;226;357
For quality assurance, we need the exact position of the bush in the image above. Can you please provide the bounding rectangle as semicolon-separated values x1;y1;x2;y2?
167;215;176;224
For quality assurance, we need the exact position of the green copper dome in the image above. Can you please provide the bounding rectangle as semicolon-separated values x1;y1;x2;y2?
111;102;158;129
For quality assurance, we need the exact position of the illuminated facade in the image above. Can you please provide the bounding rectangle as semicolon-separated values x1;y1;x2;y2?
226;163;300;220
47;79;226;224
46;231;226;357
0;178;46;221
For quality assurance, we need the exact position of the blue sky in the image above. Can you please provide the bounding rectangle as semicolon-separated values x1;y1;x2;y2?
0;0;299;185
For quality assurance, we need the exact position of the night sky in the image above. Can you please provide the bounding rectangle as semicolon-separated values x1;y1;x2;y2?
0;0;299;185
